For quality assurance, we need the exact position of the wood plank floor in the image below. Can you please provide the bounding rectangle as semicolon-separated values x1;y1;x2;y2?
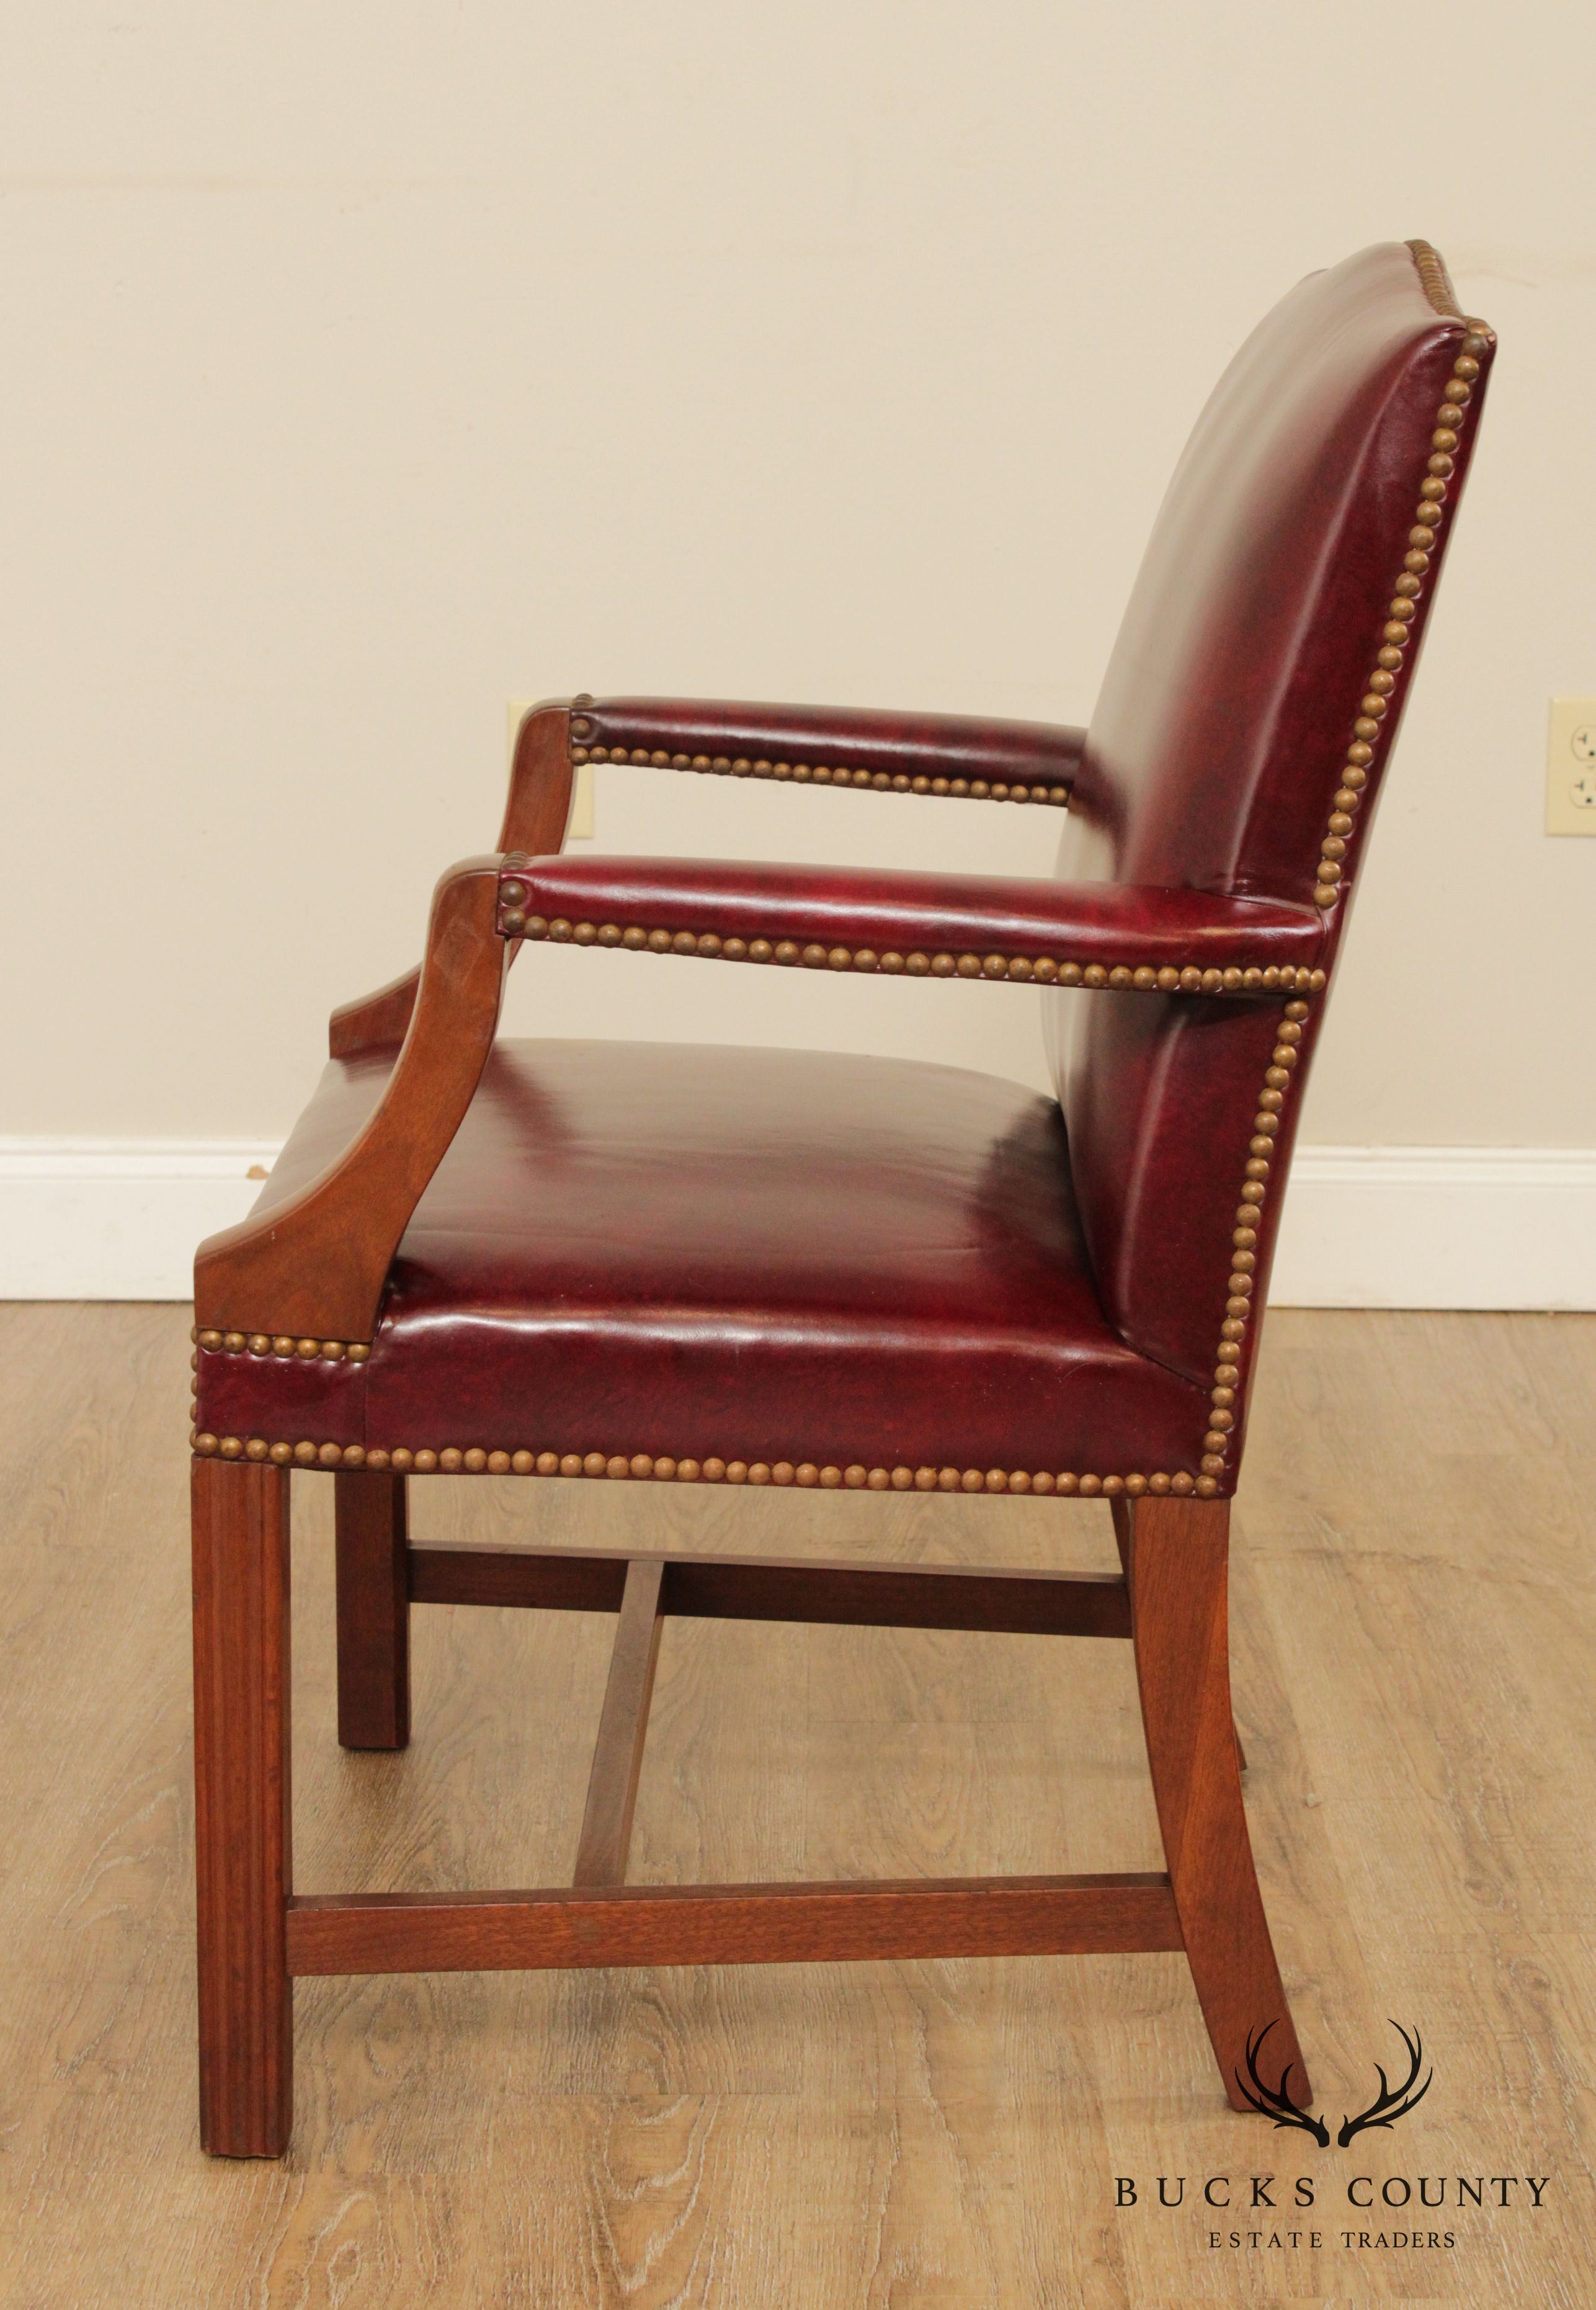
1;1304;1592;2306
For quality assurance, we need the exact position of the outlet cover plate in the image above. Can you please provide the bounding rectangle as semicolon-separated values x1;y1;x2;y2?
509;700;594;839
1547;697;1596;835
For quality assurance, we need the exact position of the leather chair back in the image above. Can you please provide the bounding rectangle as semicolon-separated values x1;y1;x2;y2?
1046;242;1493;1394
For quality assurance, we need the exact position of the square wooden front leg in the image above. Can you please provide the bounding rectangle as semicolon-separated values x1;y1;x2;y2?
192;1456;293;2157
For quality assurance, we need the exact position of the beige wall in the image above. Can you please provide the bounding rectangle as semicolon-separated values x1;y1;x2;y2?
4;2;1592;1147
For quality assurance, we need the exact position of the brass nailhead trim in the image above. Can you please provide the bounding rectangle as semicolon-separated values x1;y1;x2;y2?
494;909;1326;995
1200;997;1314;1484
1311;308;1491;913
569;744;1071;808
192;1329;371;1363
1406;237;1462;320
189;1430;1216;1498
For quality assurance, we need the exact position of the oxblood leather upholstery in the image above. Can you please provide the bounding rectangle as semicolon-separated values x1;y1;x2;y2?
571;699;1086;794
195;243;1493;1497
502;856;1327;977
1049;243;1493;1386
198;1041;1211;1480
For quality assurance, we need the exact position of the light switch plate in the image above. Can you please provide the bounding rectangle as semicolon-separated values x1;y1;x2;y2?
1546;697;1596;835
509;700;594;839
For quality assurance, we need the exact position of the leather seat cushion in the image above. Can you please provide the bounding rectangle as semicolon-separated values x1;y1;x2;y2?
197;1039;1210;1484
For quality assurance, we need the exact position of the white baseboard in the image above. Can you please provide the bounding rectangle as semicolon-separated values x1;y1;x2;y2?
0;1141;279;1301
1266;1145;1596;1309
1;1139;1593;1310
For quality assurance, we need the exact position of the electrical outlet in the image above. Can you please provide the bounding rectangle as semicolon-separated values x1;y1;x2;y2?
509;700;594;839
1546;698;1596;835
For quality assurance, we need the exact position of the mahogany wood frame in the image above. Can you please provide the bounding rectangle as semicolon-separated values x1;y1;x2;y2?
190;698;1306;2156
334;1472;409;1750
192;1458;1301;2156
192;1457;293;2156
189;244;1500;2159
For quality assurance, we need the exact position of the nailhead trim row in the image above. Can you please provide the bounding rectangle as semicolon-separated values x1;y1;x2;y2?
567;738;1071;807
192;1327;371;1361
1407;238;1462;320
1205;293;1489;1462
1200;998;1313;1483
493;902;1326;995
1311;311;1492;911
188;1428;1217;1497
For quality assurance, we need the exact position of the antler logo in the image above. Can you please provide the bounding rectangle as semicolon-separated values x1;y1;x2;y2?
1336;2021;1432;2147
1234;2019;1432;2150
1234;2021;1329;2146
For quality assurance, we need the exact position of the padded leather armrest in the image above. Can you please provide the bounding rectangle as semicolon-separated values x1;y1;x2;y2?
573;697;1085;804
497;856;1327;992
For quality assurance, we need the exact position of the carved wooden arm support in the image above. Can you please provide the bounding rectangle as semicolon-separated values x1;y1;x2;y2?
329;700;576;1060
195;856;509;1344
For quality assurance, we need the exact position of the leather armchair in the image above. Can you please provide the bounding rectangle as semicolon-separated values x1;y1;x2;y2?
189;240;1495;2157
